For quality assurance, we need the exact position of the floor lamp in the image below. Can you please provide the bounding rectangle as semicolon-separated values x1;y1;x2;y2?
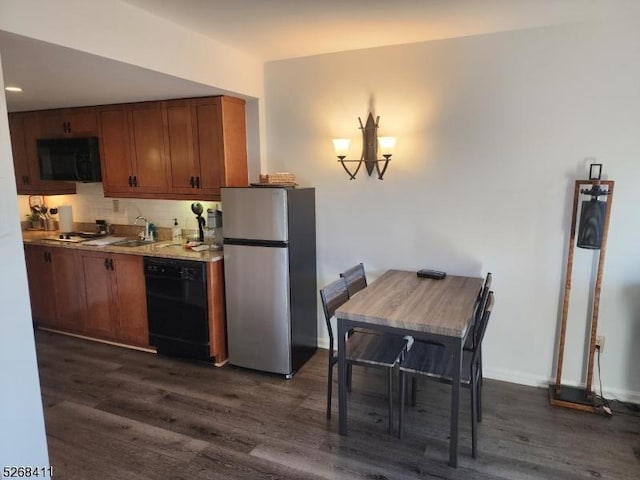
550;164;614;412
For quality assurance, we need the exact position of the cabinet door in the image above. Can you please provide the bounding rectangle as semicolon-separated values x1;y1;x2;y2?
38;107;98;137
65;107;98;136
218;96;248;188
111;254;148;347
166;100;197;194
192;97;224;195
79;251;116;339
98;105;134;195
51;248;84;333
81;252;115;339
129;102;170;193
24;245;57;328
37;110;67;138
9;114;32;192
193;96;248;197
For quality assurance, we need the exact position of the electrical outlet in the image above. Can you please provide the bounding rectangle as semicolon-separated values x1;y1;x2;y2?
596;335;605;353
112;199;119;213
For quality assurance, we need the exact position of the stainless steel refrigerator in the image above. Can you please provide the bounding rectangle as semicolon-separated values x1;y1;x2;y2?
221;187;317;377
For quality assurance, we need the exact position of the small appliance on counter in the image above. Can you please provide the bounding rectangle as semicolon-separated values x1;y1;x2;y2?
206;205;223;248
96;219;109;234
191;203;205;241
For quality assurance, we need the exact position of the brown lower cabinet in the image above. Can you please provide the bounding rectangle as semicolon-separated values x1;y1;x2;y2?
24;245;83;330
23;244;227;363
79;251;148;347
24;245;147;346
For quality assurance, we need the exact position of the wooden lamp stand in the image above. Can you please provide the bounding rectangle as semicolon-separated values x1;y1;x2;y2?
549;176;614;412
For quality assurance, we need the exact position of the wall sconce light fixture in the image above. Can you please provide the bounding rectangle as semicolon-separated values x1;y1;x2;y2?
333;113;395;180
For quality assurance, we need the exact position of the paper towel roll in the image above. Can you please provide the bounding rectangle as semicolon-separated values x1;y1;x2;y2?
58;205;73;233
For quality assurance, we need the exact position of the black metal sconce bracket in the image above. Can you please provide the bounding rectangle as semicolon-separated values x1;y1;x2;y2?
337;157;362;180
336;112;392;180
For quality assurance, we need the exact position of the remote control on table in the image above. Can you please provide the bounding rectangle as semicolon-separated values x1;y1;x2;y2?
417;269;447;280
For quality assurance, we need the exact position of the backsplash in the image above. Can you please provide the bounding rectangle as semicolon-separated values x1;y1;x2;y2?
17;183;221;232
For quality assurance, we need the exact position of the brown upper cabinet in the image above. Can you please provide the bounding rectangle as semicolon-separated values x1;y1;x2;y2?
97;105;132;195
101;95;247;200
167;96;248;199
165;99;197;194
99;102;171;197
9;112;77;195
9;95;247;200
38;107;98;138
129;102;171;194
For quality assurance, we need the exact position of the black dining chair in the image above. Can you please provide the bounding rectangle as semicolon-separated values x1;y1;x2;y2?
398;291;495;458
340;262;367;297
407;272;492;418
465;272;492;421
340;263;372;344
320;276;407;433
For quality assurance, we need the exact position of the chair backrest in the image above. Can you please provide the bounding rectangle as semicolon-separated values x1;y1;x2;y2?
319;277;350;353
475;272;492;322
340;263;367;297
467;273;491;350
471;291;494;360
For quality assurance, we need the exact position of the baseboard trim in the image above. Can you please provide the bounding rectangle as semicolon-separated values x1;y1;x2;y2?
485;367;640;404
38;327;156;354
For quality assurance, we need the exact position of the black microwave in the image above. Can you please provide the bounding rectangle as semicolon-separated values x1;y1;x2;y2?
37;137;102;182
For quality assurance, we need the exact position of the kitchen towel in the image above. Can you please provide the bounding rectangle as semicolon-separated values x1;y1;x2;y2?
58;205;73;233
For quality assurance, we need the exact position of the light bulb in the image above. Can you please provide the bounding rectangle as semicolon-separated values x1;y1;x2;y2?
378;137;396;157
332;138;350;158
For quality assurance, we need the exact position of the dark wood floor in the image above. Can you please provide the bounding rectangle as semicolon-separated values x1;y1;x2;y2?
35;331;639;480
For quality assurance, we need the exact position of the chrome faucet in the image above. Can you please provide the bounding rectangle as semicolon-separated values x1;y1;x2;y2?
134;215;153;241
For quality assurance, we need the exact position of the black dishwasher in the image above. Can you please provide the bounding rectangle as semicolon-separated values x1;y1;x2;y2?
144;257;210;361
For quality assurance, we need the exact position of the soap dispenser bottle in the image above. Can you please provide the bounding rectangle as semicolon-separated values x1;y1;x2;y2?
172;218;182;241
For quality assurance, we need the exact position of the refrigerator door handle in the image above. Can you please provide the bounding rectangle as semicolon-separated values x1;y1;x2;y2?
224;238;288;248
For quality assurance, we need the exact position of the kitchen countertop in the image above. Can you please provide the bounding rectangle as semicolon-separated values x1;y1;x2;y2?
22;230;224;263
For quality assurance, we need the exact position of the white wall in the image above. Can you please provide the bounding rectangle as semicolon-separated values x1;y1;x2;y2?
265;19;640;401
0;57;49;470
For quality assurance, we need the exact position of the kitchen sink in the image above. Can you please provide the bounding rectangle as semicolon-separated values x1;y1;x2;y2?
113;239;155;248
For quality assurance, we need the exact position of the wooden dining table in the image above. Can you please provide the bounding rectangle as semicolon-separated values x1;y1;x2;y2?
335;269;483;467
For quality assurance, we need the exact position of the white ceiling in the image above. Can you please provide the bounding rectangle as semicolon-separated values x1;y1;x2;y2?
0;31;228;112
0;0;613;112
122;0;607;62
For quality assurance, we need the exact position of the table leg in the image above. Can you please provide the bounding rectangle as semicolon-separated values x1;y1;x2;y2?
338;318;348;436
449;338;462;467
